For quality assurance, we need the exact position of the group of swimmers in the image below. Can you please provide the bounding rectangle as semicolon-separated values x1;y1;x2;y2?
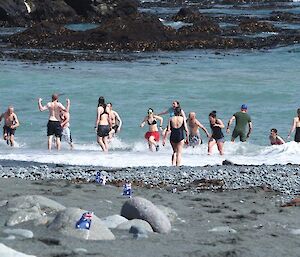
1;95;300;166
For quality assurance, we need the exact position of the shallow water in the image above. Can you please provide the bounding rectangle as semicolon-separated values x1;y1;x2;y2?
0;45;300;167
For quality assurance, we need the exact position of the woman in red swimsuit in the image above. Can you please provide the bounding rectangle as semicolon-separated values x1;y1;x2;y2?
140;108;163;151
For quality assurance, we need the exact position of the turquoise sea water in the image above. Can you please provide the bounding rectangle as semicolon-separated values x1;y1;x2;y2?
0;46;300;166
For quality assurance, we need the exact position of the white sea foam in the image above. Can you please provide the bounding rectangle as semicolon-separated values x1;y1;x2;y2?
0;141;299;167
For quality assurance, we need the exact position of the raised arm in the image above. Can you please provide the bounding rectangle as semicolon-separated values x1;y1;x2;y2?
217;119;225;129
226;115;235;133
38;98;48;112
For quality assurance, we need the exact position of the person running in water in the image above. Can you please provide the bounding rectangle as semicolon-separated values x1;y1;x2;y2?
187;112;209;147
269;128;285;145
208;111;225;155
158;100;186;137
38;94;70;150
163;107;189;166
226;104;252;142
60;108;74;149
95;96;111;152
0;106;20;147
288;108;300;143
107;102;122;139
140;108;163;151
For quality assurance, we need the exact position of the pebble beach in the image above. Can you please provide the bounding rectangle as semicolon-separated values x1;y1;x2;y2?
1;161;300;257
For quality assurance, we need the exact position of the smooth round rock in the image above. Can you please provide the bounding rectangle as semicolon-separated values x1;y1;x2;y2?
3;228;34;239
6;206;44;226
101;215;128;229
116;219;153;233
48;207;115;240
121;197;171;234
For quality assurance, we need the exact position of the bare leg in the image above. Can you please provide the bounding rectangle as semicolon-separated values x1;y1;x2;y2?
148;136;157;151
48;135;53;150
97;136;106;151
56;137;61;150
170;141;177;166
10;134;14;147
176;140;184;166
102;136;109;152
217;141;224;155
208;139;216;155
108;129;115;140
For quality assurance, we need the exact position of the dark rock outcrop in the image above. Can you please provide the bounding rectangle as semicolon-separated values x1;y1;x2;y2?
172;7;212;24
239;19;277;33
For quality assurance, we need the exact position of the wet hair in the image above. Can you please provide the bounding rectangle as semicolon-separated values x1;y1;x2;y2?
107;102;112;107
271;128;278;133
209;110;217;118
297;108;300;116
98;96;105;107
148;108;154;114
52;94;58;101
174;107;181;116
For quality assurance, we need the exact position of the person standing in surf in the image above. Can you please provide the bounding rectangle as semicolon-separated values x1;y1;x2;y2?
208;111;225;155
140;108;163;151
226;104;252;142
107;102;122;140
187;112;210;147
95;96;111;152
163;107;189;166
288;108;300;143
60;108;74;149
38;94;70;151
0;106;20;147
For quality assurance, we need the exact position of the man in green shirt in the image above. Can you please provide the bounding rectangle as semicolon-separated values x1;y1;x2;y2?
226;104;252;142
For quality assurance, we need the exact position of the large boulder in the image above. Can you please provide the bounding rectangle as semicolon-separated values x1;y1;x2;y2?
48;207;115;240
4;195;65;226
120;197;171;234
6;195;65;213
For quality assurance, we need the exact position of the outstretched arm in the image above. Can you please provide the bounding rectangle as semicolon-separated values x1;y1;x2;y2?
157;109;168;116
38;98;48;112
226;115;235;133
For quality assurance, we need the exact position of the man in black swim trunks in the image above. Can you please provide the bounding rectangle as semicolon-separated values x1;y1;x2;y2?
0;106;20;147
38;94;70;150
107;103;122;140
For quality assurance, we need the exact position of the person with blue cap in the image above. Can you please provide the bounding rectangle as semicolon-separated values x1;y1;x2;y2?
226;104;252;142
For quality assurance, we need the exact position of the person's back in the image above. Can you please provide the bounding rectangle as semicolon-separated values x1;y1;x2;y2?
234;111;251;132
47;101;63;121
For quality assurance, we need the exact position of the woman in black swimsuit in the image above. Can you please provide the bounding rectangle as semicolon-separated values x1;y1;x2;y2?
95;96;111;152
140;108;163;151
288;108;300;143
208;111;225;155
163;107;189;166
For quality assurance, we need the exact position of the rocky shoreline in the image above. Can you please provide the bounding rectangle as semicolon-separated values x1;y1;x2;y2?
0;0;300;61
1;160;300;196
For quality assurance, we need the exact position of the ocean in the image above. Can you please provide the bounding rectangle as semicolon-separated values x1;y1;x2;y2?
0;45;300;167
